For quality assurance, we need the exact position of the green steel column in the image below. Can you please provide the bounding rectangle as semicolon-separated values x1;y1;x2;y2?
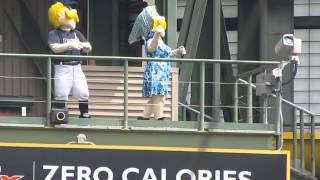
199;62;205;131
112;0;120;66
46;57;52;127
213;0;221;122
123;59;129;129
112;0;119;56
166;0;177;49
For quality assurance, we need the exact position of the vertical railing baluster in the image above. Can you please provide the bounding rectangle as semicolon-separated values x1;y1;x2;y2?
199;62;205;131
182;106;187;121
300;110;305;170
275;67;282;149
263;96;268;124
123;59;129;129
246;75;253;123
292;108;297;168
46;57;52;127
311;115;315;176
233;79;238;123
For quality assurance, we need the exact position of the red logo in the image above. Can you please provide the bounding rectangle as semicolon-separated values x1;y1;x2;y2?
0;175;24;180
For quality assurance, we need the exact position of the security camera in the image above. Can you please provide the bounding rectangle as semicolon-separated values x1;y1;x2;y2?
272;34;302;86
275;34;301;58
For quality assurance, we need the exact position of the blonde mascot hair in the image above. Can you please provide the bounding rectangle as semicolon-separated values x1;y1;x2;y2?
151;16;167;33
48;2;79;29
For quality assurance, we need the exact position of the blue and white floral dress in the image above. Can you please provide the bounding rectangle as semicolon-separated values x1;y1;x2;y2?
142;32;172;97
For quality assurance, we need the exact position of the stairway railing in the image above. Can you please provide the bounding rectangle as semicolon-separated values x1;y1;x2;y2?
179;63;317;178
237;78;317;178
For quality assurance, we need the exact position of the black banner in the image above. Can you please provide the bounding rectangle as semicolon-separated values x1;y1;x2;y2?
0;143;289;180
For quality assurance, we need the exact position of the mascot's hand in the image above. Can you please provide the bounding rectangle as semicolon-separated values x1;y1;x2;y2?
68;40;82;50
177;46;186;56
156;26;165;37
171;46;186;58
80;42;92;53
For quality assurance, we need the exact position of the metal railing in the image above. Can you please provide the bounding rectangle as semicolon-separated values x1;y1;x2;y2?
0;53;281;129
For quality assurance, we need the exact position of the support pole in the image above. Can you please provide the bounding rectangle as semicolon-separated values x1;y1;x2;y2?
233;79;238;123
246;75;253;123
292;108;297;168
123;59;129;129
46;57;52;127
199;62;205;131
300;110;305;170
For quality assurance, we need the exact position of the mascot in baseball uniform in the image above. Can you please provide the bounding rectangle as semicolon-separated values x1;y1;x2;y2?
48;2;91;118
128;6;186;120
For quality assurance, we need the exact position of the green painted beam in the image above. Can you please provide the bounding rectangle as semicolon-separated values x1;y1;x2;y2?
0;125;276;150
0;116;276;150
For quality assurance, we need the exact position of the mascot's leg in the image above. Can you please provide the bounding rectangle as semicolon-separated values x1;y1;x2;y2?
53;65;73;109
153;95;166;120
79;100;90;118
140;98;153;120
72;65;91;118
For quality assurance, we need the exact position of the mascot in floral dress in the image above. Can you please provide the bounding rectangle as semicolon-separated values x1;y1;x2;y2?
129;6;186;120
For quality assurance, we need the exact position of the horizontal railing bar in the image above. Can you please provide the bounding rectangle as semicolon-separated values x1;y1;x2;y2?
0;53;280;65
238;78;316;116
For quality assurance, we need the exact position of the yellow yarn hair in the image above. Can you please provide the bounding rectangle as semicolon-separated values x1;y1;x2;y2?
65;9;79;23
48;2;64;28
151;16;167;32
48;2;79;29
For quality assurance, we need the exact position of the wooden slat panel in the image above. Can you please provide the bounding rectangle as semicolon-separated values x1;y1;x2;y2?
67;66;179;120
87;89;172;98
68;110;171;118
85;72;144;78
88;83;172;91
68;104;172;111
69;97;172;105
171;71;179;121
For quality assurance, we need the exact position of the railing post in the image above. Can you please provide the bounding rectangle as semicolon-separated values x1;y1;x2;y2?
246;75;253;123
123;59;129;129
182;106;187;121
262;95;268;124
292;108;297;168
275;66;282;149
46;57;52;127
300;110;305;170
199;61;205;131
311;115;315;176
233;79;238;123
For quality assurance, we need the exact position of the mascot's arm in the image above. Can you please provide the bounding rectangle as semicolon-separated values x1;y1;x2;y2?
75;30;92;53
49;41;81;53
147;26;164;52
